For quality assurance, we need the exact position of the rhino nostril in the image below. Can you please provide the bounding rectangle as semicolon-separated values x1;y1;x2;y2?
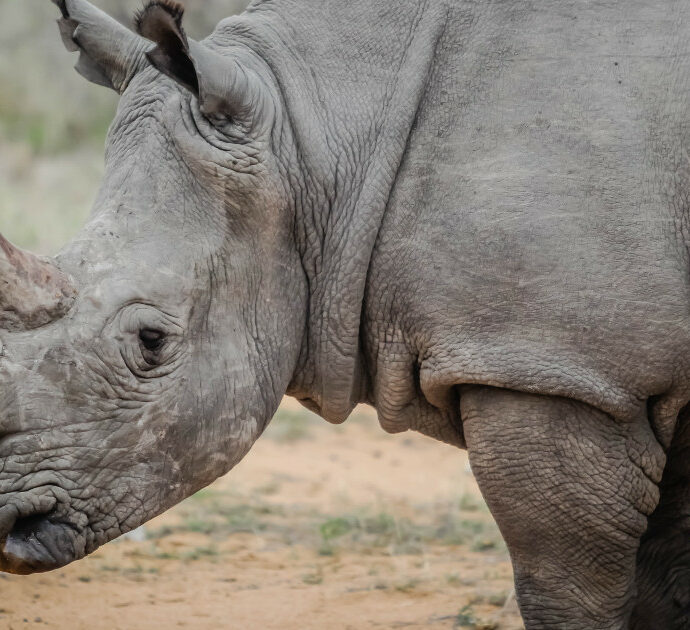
7;514;48;540
0;512;77;575
0;490;59;540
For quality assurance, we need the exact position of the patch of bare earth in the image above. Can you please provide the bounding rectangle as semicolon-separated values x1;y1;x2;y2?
0;402;523;630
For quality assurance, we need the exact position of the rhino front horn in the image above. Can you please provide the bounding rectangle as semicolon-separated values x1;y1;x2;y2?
0;235;77;332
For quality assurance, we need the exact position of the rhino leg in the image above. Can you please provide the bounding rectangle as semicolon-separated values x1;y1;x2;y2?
631;407;690;630
460;386;665;630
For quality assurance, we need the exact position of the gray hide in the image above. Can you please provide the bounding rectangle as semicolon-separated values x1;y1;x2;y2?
1;1;689;628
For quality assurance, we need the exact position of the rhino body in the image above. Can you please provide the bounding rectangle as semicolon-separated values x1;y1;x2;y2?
0;1;688;628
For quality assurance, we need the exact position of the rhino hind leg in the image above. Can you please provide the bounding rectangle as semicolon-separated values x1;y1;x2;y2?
631;406;690;630
459;386;665;630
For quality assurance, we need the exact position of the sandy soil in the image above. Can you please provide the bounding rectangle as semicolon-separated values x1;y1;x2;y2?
0;402;523;630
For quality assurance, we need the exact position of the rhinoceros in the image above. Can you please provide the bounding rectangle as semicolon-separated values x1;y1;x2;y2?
1;0;688;627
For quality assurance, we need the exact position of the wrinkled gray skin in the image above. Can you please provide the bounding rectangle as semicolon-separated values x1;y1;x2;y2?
1;0;690;628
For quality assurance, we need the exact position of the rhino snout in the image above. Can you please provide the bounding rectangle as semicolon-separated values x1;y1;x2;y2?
0;488;85;575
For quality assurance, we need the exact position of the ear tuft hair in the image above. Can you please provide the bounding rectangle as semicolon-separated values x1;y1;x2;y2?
135;0;199;95
134;1;186;38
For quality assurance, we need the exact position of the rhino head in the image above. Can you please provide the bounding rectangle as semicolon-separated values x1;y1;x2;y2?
0;0;306;573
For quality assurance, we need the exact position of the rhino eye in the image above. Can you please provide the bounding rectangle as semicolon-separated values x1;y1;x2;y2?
139;329;166;353
111;304;185;377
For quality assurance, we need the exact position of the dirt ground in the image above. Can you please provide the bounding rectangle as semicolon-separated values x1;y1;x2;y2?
0;401;523;630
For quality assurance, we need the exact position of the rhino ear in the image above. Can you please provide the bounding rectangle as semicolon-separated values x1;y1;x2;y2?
52;0;151;93
136;1;267;132
135;1;199;94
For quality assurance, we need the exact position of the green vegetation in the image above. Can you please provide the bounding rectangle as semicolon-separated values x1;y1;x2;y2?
180;545;220;562
316;508;503;557
142;485;502;563
393;577;421;593
455;605;478;628
453;605;499;630
301;570;323;585
319;516;353;541
264;407;321;442
149;497;282;540
458;492;489;513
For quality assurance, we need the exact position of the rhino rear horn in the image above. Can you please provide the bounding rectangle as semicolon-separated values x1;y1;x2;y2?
136;1;268;131
52;0;152;93
0;235;77;332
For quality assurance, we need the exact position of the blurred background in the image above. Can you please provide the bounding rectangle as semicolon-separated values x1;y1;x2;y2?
0;2;521;629
0;0;246;253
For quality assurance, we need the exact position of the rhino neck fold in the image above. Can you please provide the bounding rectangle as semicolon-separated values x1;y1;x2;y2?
210;0;447;423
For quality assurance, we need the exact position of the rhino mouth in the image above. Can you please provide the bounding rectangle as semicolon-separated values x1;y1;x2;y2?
0;512;86;575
